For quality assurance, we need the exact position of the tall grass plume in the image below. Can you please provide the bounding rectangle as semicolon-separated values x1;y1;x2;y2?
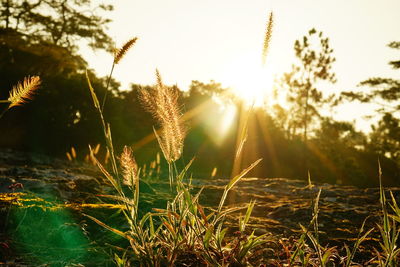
120;146;138;186
8;76;41;108
114;37;138;64
262;11;274;66
102;37;138;110
138;70;185;163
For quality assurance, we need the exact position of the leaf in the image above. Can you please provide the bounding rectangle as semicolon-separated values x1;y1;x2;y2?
290;224;310;265
390;191;400;218
321;247;334;265
149;214;155;238
197;204;209;227
83;214;133;241
192;187;204;204
89;146;119;191
218;227;228;245
176;157;195;182
217;159;262;214
163;221;176;236
218;206;247;218
96;194;135;205
240;200;255;232
227;159;262;191
344;243;351;266
139;212;152;228
86;70;100;110
238;232;268;261
203;225;214;249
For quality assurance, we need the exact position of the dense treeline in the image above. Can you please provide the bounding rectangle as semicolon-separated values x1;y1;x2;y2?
0;1;398;187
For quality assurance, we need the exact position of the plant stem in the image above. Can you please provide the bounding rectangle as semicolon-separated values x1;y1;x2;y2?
101;62;115;111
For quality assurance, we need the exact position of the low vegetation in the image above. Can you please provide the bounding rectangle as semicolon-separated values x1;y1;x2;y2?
79;36;399;266
1;3;400;266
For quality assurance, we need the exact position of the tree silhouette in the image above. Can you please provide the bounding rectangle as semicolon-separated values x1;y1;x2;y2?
0;0;119;155
282;28;336;142
0;0;113;52
368;113;400;164
355;41;400;113
341;41;400;164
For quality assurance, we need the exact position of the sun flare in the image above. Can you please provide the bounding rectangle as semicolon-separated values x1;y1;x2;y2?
220;53;275;107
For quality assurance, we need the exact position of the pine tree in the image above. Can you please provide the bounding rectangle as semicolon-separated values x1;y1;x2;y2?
282;28;336;141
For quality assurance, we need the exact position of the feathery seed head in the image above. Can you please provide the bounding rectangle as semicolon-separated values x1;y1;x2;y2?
114;37;138;64
138;70;185;163
262;12;274;66
120;146;138;186
8;76;41;108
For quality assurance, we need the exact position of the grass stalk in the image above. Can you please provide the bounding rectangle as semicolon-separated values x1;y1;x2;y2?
101;62;115;111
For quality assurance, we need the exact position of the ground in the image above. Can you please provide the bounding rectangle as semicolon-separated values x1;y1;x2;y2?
0;149;393;265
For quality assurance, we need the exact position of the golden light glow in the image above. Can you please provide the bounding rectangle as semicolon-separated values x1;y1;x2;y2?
219;103;237;136
199;99;237;146
220;52;275;107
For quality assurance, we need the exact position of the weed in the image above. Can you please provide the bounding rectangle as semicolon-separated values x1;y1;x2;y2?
84;55;269;265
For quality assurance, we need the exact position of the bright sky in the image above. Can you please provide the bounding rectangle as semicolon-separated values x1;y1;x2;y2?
83;0;400;132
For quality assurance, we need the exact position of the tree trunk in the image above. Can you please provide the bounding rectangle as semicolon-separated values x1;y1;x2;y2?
5;0;10;29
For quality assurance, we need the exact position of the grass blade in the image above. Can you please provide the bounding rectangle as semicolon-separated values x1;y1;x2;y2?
217;159;262;214
84;214;133;241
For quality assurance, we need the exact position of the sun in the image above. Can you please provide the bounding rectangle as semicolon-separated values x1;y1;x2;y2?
220;52;275;107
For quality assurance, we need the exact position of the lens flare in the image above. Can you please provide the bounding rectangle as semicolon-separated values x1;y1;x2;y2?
220;52;275;107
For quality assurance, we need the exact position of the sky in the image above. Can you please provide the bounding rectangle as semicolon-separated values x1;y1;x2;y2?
83;0;400;132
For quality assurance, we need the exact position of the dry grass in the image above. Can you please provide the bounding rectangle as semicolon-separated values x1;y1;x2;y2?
138;70;185;163
120;146;138;186
7;76;41;108
262;12;274;66
114;37;138;64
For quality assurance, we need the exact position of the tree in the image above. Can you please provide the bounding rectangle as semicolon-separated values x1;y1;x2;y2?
281;28;336;141
0;0;113;52
0;0;119;155
341;40;400;124
343;41;400;114
0;0;120;156
316;118;366;148
341;41;400;164
368;113;400;164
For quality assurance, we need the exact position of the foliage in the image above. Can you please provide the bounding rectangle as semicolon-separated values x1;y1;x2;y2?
281;28;337;141
0;0;113;52
0;0;115;154
2;39;400;267
0;25;125;154
341;40;400;167
342;41;400;114
0;0;399;188
369;113;400;165
376;162;400;266
2;4;400;265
